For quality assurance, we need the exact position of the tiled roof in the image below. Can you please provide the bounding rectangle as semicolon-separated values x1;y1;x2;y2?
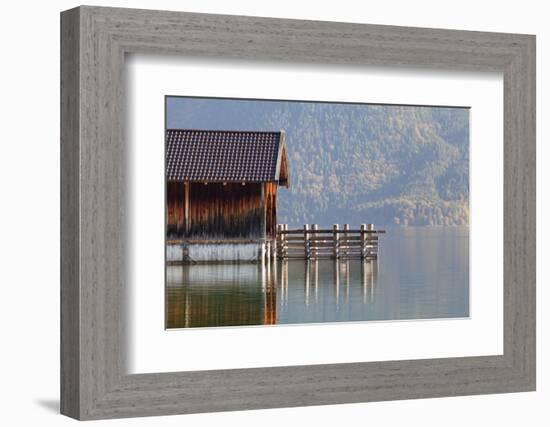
166;129;287;183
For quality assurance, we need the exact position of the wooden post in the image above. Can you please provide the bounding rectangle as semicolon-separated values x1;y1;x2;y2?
360;224;367;259
343;224;350;258
283;224;288;259
304;224;310;259
367;223;374;258
276;224;282;259
184;182;190;236
333;224;339;259
260;183;266;238
311;224;318;259
279;224;284;259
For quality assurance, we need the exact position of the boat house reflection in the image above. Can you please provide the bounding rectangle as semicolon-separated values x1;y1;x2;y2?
166;259;378;329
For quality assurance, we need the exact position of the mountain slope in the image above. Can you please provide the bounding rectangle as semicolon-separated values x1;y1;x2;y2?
167;98;469;227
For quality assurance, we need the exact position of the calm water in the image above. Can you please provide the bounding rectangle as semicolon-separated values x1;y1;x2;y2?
166;227;469;328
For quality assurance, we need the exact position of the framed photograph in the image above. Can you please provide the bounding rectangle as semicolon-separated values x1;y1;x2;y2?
61;6;535;420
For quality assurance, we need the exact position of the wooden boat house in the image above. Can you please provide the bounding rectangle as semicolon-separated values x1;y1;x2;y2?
166;129;290;262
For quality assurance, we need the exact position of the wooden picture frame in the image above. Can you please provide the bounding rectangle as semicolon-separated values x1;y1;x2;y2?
60;5;536;420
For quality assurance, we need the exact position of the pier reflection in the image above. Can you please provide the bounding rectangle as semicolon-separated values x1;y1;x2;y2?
166;259;378;329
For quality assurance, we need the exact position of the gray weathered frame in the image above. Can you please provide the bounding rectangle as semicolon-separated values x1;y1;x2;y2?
60;5;536;420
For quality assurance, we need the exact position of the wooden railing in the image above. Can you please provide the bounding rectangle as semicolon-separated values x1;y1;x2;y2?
276;224;385;260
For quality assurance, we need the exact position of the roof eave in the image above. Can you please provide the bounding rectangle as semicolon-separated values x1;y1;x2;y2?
274;130;290;188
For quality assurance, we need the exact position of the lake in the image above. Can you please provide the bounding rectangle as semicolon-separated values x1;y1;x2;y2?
166;227;469;328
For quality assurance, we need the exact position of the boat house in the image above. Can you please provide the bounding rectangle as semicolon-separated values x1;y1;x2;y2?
166;129;290;262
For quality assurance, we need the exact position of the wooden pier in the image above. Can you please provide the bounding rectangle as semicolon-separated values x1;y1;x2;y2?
275;224;385;260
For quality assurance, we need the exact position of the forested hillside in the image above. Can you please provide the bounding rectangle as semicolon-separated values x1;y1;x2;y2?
167;97;469;227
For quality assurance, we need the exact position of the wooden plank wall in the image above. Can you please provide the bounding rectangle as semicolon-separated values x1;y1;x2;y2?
264;182;277;239
166;182;185;238
167;182;278;240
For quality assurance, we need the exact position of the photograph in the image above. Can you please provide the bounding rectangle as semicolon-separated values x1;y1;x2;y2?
165;96;470;329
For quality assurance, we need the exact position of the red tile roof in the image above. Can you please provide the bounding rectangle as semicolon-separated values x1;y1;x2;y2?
166;129;288;184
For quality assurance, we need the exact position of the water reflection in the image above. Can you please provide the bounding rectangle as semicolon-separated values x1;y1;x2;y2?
279;259;378;308
166;227;469;329
166;259;377;328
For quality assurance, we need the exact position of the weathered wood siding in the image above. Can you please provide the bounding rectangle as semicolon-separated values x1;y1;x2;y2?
167;182;278;240
264;182;277;239
166;181;185;237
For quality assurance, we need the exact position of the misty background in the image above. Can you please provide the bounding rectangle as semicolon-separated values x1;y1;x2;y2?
166;96;469;227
